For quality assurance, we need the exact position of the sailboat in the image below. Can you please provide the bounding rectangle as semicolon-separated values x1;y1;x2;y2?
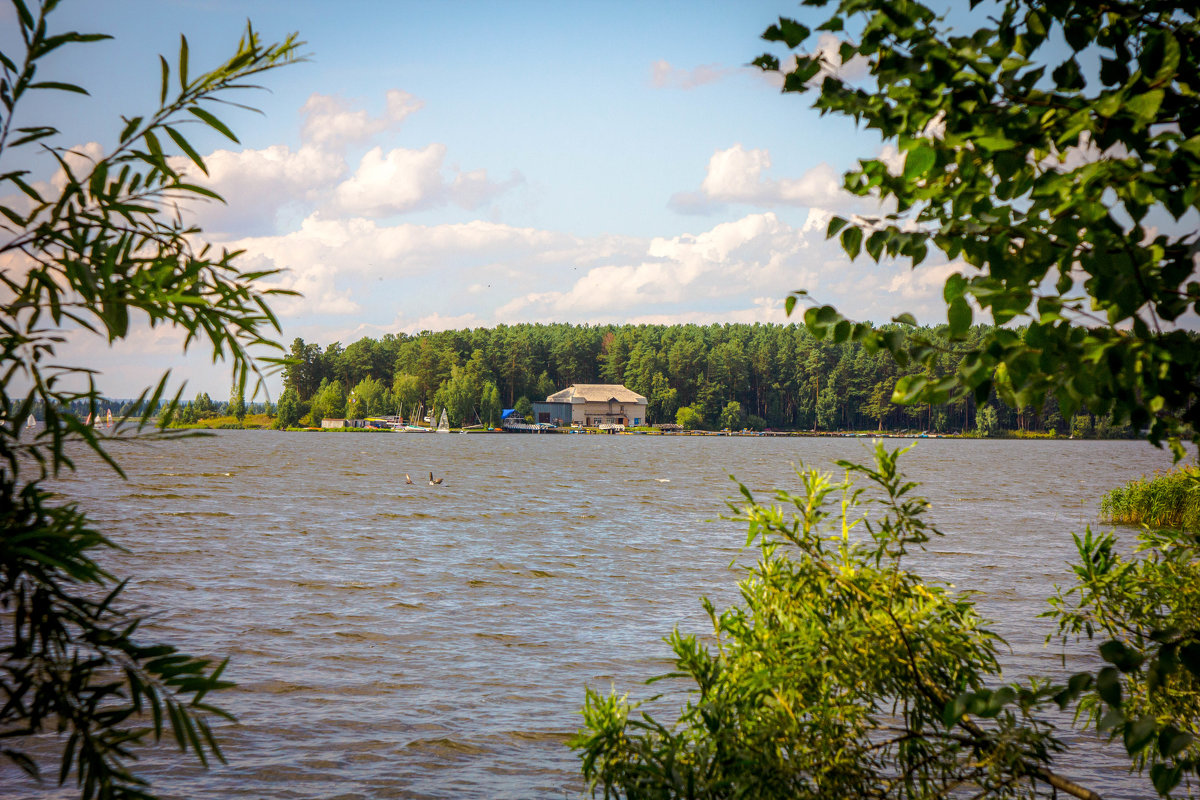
85;412;93;426
105;409;113;428
404;402;432;432
435;408;450;433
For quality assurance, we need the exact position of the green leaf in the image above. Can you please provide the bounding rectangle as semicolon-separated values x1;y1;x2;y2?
943;273;966;303
9;126;57;147
9;174;43;201
0;205;28;227
1054;672;1093;708
1151;763;1183;795
1126;90;1164;125
1124;717;1157;755
188;106;240;143
1153;32;1180;86
942;693;967;728
763;18;810;49
119;115;144;143
179;34;189;90
892;374;927;404
865;231;885;262
1159;727;1194;759
947;296;972;338
11;0;33;29
165;126;208;175
1180;642;1200;679
974;134;1018;151
1096;666;1122;707
841;226;863;259
29;80;88;95
1099;639;1144;673
903;143;936;180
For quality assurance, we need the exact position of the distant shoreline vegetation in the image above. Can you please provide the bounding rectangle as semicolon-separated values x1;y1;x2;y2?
24;321;1179;439
1102;466;1200;531
269;322;1167;436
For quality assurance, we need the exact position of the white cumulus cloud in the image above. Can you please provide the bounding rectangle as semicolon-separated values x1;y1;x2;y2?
330;144;522;218
176;144;347;235
650;60;734;89
301;89;424;148
671;144;851;213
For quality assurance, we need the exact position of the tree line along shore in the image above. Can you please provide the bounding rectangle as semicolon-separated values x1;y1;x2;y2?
267;321;1168;436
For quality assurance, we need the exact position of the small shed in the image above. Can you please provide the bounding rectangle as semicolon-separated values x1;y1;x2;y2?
530;401;574;427
320;418;368;429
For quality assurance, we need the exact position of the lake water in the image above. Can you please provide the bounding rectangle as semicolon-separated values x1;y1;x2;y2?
8;432;1185;798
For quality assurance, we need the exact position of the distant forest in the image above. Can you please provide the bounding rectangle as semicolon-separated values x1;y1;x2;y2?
277;322;1136;436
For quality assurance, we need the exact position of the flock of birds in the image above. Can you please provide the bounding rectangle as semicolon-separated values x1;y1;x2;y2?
404;472;444;486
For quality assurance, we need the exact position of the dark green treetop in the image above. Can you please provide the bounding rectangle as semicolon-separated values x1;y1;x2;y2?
758;0;1200;457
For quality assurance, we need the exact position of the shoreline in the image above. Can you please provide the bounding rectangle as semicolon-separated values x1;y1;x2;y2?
162;423;1135;441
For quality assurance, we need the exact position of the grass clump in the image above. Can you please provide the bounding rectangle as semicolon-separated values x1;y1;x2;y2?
1101;465;1200;530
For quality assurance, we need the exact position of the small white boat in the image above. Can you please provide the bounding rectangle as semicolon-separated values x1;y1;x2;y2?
435;409;450;433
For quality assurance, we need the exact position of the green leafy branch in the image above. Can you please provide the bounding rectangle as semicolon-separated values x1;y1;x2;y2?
758;1;1200;458
0;2;304;796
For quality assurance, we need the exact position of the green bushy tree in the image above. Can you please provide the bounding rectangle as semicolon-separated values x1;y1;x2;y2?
193;391;215;417
576;445;1100;799
675;404;704;431
514;395;533;423
977;404;1000;438
756;4;1200;789
762;1;1200;457
815;385;838;431
347;376;385;418
275;386;301;429
480;380;502;427
392;372;422;419
0;2;301;796
718;400;744;430
578;2;1200;798
230;379;246;423
309;379;346;423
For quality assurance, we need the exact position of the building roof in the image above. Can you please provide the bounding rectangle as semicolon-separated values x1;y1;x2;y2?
546;383;647;404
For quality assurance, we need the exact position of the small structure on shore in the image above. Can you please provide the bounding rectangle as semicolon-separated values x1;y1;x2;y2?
320;418;372;429
500;408;548;433
534;384;647;428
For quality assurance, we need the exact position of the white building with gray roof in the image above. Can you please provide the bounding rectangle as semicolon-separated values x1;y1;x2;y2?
534;384;648;428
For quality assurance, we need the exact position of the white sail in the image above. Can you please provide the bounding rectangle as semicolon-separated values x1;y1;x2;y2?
436;408;450;433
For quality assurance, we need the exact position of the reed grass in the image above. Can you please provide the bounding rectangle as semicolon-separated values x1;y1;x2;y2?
1100;465;1200;530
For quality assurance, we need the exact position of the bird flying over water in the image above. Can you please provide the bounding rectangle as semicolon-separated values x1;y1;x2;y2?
429;472;443;485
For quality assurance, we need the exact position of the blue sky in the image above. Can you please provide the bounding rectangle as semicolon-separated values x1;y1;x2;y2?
7;1;975;398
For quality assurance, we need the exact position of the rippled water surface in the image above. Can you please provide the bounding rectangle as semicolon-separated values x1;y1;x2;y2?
9;432;1185;798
